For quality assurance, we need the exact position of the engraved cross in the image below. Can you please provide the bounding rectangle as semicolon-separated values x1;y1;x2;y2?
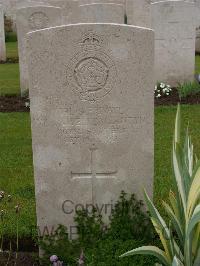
71;144;117;202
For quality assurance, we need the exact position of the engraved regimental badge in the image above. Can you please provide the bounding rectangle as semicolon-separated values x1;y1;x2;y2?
29;12;49;30
66;32;117;102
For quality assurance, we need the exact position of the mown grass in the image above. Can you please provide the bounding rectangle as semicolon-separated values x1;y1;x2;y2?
0;113;36;237
0;63;20;96
195;55;200;74
0;105;200;238
6;42;18;59
0;42;19;96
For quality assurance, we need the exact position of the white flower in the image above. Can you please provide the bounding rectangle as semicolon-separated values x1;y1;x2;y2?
160;83;165;88
25;102;30;108
155;85;157;90
157;94;161;98
166;93;169;95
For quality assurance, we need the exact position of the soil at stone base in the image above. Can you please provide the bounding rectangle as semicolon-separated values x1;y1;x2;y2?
0;252;39;266
155;88;200;106
0;96;29;112
0;89;200;112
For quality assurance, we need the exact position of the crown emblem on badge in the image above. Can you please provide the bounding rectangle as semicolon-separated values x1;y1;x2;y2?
66;31;117;102
80;32;103;50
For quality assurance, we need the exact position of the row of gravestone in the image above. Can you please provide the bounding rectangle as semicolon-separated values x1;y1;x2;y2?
0;0;198;237
0;1;199;92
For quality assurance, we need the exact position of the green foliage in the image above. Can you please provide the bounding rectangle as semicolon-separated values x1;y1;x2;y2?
39;192;157;266
39;226;79;265
177;81;200;99
107;192;154;241
195;55;200;74
6;42;19;61
0;190;21;265
0;113;35;237
0;63;20;96
121;105;200;266
5;32;18;43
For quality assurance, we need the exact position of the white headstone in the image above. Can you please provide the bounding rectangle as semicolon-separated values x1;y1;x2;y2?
78;3;125;23
16;5;62;95
12;0;45;31
0;4;6;62
27;23;154;237
195;0;200;53
152;0;196;86
77;0;125;4
61;0;79;24
126;0;152;27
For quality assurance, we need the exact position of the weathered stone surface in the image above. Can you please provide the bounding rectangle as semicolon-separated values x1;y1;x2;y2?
11;1;45;31
16;5;62;95
77;0;125;5
0;4;6;62
77;3;125;23
27;24;154;236
152;0;196;86
126;0;151;27
195;0;200;53
61;0;79;24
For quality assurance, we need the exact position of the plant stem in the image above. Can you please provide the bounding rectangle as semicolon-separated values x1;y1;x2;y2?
14;217;19;266
6;240;12;266
1;220;4;252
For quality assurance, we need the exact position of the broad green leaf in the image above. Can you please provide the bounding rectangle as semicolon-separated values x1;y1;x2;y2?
177;143;191;198
151;218;172;261
186;204;200;239
163;201;183;246
169;190;180;221
175;104;181;145
183;128;193;178
187;135;193;178
173;143;187;217
120;246;170;266
172;256;184;266
144;190;170;240
192;223;200;256
168;221;184;262
187;167;200;219
194;245;200;266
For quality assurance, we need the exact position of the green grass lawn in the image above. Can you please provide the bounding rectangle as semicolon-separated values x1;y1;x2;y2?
0;42;19;96
0;105;200;237
196;55;200;74
0;63;20;96
0;113;36;237
6;42;18;59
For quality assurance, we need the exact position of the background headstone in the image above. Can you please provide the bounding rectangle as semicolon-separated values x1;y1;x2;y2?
126;0;152;27
9;0;45;31
77;0;125;5
152;0;196;86
27;24;154;235
195;0;200;53
0;4;6;62
16;5;62;95
77;3;125;23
